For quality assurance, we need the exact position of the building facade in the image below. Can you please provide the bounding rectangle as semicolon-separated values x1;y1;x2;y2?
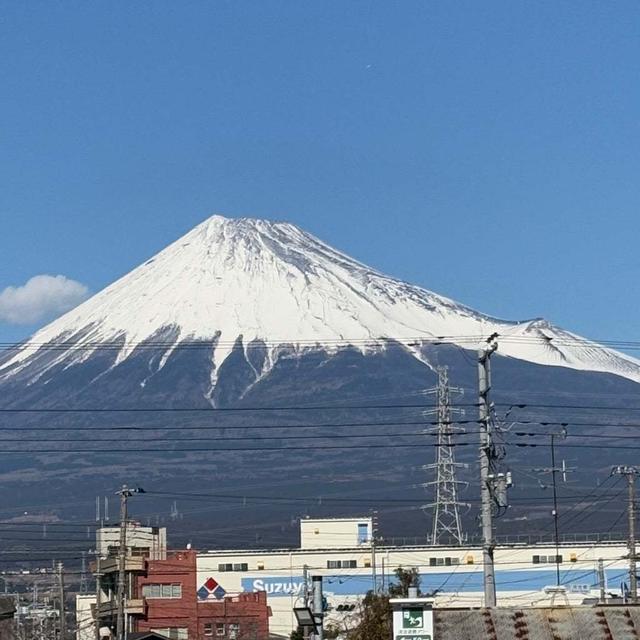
85;517;635;639
94;524;168;637
86;527;271;640
195;517;633;638
135;550;271;640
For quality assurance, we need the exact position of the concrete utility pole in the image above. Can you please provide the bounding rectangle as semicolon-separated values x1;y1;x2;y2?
312;575;324;640
598;558;606;604
116;485;145;640
95;550;103;640
550;435;561;586
57;562;66;640
302;565;310;640
478;333;499;608
612;466;639;603
371;511;378;593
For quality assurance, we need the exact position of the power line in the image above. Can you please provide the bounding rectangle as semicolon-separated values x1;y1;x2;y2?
2;401;640;414
2;333;639;350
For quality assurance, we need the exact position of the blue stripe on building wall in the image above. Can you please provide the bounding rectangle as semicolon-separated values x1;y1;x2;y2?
240;569;628;597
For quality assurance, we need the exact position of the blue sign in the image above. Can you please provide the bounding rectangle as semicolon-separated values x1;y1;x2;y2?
242;577;306;597
240;569;627;598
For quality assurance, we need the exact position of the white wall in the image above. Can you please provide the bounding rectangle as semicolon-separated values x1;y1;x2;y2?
300;517;372;549
196;541;630;639
75;595;96;640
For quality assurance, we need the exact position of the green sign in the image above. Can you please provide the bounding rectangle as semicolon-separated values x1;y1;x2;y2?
402;608;424;629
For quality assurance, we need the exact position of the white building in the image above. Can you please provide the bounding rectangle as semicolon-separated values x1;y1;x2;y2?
76;524;168;640
195;517;632;638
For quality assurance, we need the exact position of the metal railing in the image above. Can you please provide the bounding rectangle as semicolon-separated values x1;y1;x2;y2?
381;531;629;548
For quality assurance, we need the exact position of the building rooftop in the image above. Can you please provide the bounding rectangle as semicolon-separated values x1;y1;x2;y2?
435;606;640;640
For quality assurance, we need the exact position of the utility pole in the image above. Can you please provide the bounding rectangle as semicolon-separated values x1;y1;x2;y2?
423;367;468;545
312;576;324;640
371;511;378;593
550;434;561;586
302;565;310;640
95;553;102;640
116;485;145;640
533;431;573;586
478;333;498;608
612;466;639;603
57;562;66;640
598;558;606;604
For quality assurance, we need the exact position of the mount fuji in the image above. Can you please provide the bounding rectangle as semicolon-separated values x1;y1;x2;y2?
1;214;638;400
1;215;639;540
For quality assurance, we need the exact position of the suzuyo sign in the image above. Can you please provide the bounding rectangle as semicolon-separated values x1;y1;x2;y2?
241;576;306;597
390;597;435;640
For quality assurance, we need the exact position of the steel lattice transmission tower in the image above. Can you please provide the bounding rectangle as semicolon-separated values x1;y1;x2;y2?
422;367;468;545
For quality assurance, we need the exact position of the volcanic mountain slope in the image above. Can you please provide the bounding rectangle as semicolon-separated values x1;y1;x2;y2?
1;214;638;407
1;215;639;540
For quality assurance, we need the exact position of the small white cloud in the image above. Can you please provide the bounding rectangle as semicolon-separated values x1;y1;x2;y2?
0;275;90;325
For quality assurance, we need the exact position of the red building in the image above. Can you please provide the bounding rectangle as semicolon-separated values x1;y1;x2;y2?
133;550;271;640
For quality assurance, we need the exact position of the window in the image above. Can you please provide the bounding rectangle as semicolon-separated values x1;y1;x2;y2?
466;555;475;565
327;560;357;569
364;559;371;568
229;622;240;639
532;555;563;564
219;563;248;572
142;583;181;599
216;623;225;636
204;623;213;637
429;556;459;567
257;561;264;570
570;553;577;563
357;523;369;544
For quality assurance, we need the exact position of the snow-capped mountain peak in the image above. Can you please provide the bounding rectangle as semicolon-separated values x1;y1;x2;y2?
2;214;639;387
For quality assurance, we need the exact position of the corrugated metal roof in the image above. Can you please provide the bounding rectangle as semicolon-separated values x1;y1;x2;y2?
434;606;640;640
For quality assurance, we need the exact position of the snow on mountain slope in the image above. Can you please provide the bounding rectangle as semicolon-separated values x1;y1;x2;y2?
2;214;639;386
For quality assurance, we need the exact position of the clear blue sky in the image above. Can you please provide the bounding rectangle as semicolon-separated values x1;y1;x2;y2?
1;1;639;346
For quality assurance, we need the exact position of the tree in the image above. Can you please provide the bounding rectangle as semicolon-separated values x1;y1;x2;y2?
346;591;391;640
388;566;421;598
346;567;421;640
